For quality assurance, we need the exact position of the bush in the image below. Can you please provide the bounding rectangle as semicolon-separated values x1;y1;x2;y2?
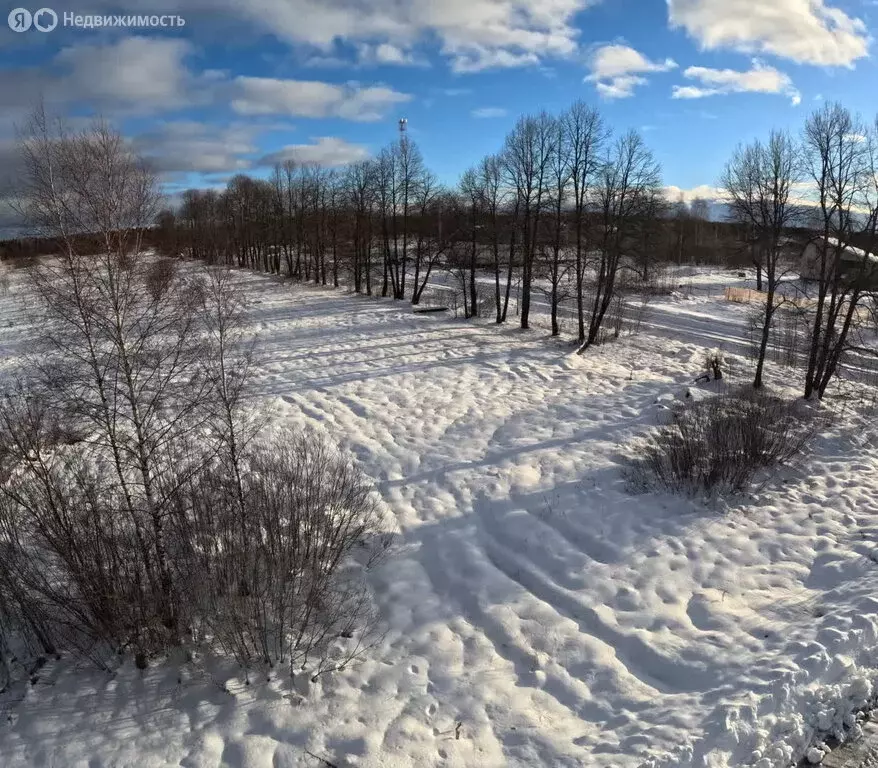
0;392;386;678
703;349;724;380
629;390;820;495
176;429;387;679
0;257;387;681
641;264;676;296
0;388;148;667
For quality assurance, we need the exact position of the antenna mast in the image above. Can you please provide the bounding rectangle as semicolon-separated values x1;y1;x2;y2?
398;117;408;143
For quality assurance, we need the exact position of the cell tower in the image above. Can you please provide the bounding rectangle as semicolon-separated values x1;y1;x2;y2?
398;117;408;137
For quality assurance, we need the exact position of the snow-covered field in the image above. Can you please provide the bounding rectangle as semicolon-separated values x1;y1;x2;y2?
2;264;878;767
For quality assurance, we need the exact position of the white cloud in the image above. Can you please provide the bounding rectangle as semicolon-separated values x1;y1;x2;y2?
53;37;198;113
588;45;677;80
42;0;601;72
2;36;409;125
594;75;646;99
664;184;726;203
672;60;801;105
450;48;541;73
132;122;258;174
586;44;677;99
667;0;870;67
130;124;369;175
257;137;370;166
263;0;595;72
366;43;419;65
471;107;508;118
230;77;410;121
310;42;426;67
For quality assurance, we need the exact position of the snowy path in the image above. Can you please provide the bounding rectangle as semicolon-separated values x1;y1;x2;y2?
3;270;878;768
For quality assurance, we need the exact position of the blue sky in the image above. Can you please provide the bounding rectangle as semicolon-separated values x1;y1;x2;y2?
1;0;877;205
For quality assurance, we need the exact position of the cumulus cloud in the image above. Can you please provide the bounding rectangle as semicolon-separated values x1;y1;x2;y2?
38;0;601;72
0;36;409;129
356;42;421;66
586;44;677;99
257;137;370;167
131;124;370;176
230;77;410;120
667;0;870;67
664;184;725;203
672;61;801;105
132;122;258;174
0;34;401;186
308;43;425;68
53;37;199;113
471;107;508;118
0;37;208;117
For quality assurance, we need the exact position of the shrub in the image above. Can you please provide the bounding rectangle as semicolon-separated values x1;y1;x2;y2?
0;393;386;678
704;349;725;380
0;257;387;681
176;429;387;679
629;390;820;495
641;264;676;297
0;386;187;666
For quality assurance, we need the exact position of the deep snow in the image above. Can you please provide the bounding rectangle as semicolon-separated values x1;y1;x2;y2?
1;263;878;767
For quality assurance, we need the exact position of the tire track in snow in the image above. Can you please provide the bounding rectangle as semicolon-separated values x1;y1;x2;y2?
477;518;717;696
416;525;616;729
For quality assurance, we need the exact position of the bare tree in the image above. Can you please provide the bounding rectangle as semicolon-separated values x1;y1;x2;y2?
375;147;395;297
410;172;447;305
479;154;506;323
5;110;387;678
564;102;607;342
393;136;425;299
801;103;877;399
579;130;662;351
690;197;710;222
459;167;482;317
12;110;207;655
689;197;711;263
344;160;375;294
546;113;572;336
722;130;801;388
503;113;556;330
17;106;157;260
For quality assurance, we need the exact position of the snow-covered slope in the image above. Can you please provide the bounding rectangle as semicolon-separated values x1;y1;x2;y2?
2;266;878;768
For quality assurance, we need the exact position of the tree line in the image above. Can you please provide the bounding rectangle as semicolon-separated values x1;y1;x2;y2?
157;100;878;396
157;101;743;349
5;101;876;399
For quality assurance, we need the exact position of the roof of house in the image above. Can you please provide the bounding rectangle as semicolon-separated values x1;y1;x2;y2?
811;236;878;265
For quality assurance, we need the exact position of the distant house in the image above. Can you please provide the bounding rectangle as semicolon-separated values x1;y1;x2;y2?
800;236;878;284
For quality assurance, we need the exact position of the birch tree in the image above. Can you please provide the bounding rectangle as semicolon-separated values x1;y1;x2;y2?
722;130;800;388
